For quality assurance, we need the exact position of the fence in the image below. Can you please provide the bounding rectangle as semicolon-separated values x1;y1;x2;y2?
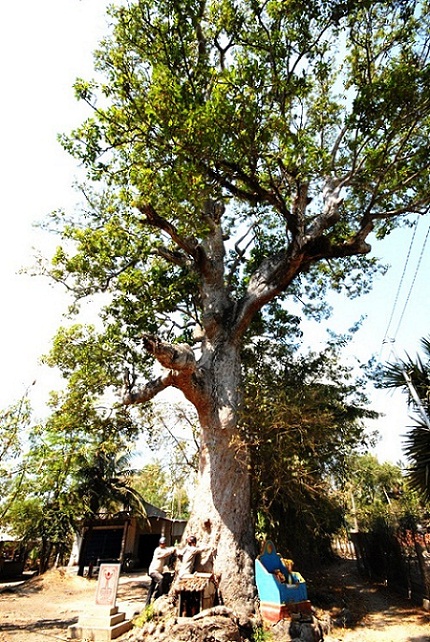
349;529;430;605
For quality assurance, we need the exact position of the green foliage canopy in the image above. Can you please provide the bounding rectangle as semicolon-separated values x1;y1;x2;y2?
45;0;430;368
241;336;378;561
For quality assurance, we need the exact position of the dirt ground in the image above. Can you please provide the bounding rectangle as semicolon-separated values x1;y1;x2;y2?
310;559;430;642
0;560;429;642
0;568;147;642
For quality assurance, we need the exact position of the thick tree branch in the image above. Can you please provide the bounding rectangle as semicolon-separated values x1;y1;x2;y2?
122;370;173;405
142;333;197;373
231;173;374;338
153;245;189;267
122;334;209;409
138;203;200;260
122;334;197;405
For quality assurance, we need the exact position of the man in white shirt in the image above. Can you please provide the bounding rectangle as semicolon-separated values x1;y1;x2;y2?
145;536;176;605
177;535;207;578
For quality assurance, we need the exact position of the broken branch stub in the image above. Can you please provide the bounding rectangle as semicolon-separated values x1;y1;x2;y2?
142;333;197;373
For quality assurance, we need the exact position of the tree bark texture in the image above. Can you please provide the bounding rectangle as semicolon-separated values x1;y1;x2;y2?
187;342;256;617
125;334;256;617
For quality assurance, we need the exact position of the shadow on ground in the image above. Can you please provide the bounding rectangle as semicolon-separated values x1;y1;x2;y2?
306;557;428;630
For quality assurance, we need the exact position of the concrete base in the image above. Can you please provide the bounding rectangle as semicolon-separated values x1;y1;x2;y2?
67;605;132;641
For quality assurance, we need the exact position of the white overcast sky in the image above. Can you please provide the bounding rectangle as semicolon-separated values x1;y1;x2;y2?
1;0;112;411
1;0;429;464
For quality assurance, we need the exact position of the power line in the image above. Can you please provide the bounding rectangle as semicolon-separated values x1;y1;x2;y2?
392;221;430;341
381;218;419;347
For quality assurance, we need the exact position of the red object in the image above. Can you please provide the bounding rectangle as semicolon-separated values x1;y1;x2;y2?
259;599;312;623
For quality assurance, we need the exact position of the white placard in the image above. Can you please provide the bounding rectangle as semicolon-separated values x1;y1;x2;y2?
95;563;121;607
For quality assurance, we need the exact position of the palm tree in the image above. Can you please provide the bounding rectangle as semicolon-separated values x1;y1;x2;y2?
72;448;147;517
381;336;430;501
73;446;148;576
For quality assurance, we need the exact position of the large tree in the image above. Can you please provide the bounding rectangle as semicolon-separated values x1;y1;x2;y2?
46;0;430;614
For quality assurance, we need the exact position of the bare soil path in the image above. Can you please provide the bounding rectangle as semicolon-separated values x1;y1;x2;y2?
0;568;147;642
0;560;428;641
311;559;430;642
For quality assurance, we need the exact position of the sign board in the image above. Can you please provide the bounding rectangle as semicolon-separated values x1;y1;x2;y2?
95;563;121;607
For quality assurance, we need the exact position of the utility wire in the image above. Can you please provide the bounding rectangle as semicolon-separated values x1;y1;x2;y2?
379;219;430;433
381;218;419;347
392;221;430;341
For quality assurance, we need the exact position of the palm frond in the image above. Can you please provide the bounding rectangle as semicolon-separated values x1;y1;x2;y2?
403;418;430;502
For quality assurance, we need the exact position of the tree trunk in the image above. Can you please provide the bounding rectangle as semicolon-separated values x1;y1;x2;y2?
126;334;257;616
183;342;256;618
77;526;92;577
39;539;52;574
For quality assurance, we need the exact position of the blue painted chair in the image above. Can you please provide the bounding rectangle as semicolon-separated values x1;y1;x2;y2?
255;540;310;622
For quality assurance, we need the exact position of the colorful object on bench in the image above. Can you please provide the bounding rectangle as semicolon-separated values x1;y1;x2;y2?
255;540;311;623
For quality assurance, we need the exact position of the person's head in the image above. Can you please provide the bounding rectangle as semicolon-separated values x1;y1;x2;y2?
187;535;197;546
159;536;166;547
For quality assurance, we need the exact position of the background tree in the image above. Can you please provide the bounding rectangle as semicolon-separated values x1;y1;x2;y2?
133;461;190;518
380;336;430;501
43;0;430;613
6;496;76;574
0;395;31;521
2;369;146;574
343;453;408;531
72;446;146;517
241;335;377;565
341;452;429;598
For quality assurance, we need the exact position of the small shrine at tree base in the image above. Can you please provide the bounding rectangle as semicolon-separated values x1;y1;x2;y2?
255;540;312;624
174;572;218;617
